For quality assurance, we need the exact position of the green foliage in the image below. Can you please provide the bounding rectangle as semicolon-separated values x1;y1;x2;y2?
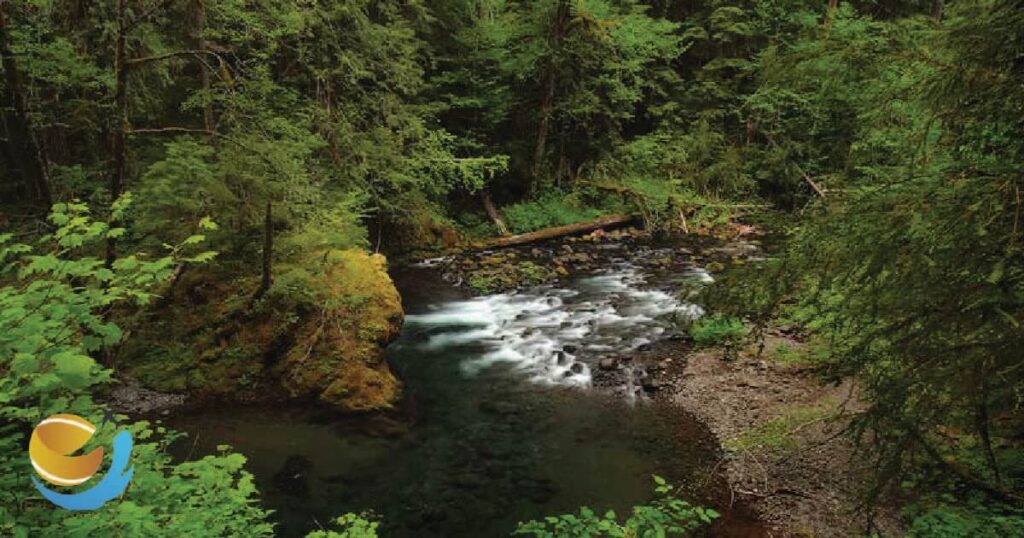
704;0;1024;516
305;513;381;538
0;201;273;537
514;476;718;537
905;499;1024;538
688;315;745;347
503;190;608;233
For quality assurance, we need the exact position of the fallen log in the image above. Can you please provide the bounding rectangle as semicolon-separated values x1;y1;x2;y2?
480;213;638;249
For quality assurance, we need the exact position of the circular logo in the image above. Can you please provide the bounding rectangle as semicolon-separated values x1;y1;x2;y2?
28;413;134;511
29;414;105;486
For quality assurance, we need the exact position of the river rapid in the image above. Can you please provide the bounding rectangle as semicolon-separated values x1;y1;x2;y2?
169;235;763;537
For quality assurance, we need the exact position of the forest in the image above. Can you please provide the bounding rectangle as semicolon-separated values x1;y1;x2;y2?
1;0;1023;536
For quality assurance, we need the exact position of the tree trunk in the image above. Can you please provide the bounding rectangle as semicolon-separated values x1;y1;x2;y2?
481;213;636;249
528;0;569;196
0;4;51;208
107;0;129;266
481;190;509;236
529;71;556;196
194;0;214;130
258;200;273;297
824;0;839;34
975;373;1002;487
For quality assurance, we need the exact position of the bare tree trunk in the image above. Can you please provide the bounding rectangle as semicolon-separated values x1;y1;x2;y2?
528;0;569;196
258;200;273;297
824;0;839;34
107;0;129;266
481;190;509;236
976;377;1002;487
0;112;26;199
529;71;556;196
194;0;214;130
931;0;944;22
0;3;51;208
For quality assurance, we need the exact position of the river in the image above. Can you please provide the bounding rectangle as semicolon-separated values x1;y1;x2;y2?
169;238;764;537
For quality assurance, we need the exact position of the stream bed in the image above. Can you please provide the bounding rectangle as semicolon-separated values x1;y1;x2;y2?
169;238;763;537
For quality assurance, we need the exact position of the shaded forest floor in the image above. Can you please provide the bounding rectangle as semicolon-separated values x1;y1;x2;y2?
647;333;907;537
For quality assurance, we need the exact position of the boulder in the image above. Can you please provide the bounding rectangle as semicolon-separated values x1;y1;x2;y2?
122;248;404;413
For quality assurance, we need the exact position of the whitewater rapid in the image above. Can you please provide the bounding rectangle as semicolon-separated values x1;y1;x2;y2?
403;264;710;387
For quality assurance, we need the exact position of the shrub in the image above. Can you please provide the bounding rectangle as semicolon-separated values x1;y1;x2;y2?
514;477;719;537
689;315;746;346
503;191;608;233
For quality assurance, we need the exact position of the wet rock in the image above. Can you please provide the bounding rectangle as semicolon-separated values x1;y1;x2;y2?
636;343;653;352
479;401;519;415
555;351;569;366
562;344;578;353
570;362;585;375
777;323;798;335
452;473;487;489
599;358;619;371
273;455;313;498
641;377;661;393
523;478;559;504
109;378;186;414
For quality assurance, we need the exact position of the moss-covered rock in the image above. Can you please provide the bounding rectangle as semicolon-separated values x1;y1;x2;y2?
273;249;403;410
121;248;404;413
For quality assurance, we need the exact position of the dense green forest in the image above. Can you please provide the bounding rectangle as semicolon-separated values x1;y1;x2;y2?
2;0;1024;536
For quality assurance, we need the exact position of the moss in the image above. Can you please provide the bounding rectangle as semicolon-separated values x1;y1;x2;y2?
121;248;404;413
275;249;404;410
725;403;833;452
465;260;557;295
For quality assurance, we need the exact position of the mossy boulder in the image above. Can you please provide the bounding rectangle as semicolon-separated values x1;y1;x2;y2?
273;249;403;410
122;248;404;412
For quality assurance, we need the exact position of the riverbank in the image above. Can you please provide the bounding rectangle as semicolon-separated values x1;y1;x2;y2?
645;331;908;537
127;224;911;537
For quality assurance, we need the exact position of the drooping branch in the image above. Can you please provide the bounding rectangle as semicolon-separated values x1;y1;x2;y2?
128;49;224;67
131;126;229;142
762;132;828;199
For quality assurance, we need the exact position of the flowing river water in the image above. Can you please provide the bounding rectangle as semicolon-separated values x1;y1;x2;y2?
169;239;765;537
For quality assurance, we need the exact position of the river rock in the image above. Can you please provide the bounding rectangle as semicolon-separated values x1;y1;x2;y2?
599;358;618;371
570;362;585;374
273;455;313;498
452;473;487;489
479;401;519;415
